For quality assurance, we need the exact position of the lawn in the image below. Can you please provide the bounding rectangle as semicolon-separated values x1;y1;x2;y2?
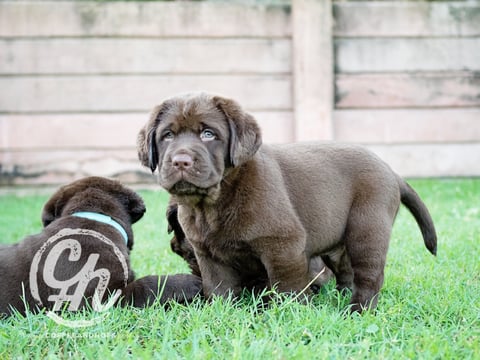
0;178;479;359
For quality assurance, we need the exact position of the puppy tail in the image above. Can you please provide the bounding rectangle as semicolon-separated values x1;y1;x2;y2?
399;178;437;255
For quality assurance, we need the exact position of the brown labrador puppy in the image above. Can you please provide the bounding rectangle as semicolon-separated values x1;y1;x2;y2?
0;176;201;316
138;93;437;312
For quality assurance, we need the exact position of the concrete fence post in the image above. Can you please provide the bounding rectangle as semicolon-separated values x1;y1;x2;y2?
292;0;334;141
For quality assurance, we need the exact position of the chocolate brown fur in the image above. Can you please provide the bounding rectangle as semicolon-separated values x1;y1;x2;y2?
138;93;437;312
0;177;201;316
167;201;331;292
121;274;202;308
167;201;201;277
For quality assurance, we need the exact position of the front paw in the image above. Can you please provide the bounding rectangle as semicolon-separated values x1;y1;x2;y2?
121;274;202;308
159;274;203;304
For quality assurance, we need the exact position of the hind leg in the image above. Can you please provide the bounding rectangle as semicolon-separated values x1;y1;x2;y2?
344;209;393;313
308;256;334;293
322;246;354;293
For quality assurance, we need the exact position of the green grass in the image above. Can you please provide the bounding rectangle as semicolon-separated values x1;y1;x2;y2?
0;179;479;359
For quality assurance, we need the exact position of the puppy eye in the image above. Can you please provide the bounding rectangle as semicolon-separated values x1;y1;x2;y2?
200;129;216;141
162;131;175;142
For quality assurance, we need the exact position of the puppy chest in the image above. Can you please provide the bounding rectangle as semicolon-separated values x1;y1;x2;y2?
186;227;262;271
210;242;265;277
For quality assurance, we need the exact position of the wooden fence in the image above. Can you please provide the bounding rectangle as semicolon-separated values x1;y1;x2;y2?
0;0;479;185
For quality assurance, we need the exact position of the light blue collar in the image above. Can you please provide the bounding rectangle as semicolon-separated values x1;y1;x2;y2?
72;212;129;245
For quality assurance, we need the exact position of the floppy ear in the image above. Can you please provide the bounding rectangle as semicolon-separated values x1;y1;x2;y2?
213;96;262;167
166;201;178;234
41;196;63;227
41;183;78;227
125;190;146;224
137;103;171;172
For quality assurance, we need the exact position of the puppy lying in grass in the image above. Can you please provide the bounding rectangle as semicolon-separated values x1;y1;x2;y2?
0;176;201;316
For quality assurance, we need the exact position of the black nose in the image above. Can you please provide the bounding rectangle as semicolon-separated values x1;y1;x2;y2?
172;154;193;171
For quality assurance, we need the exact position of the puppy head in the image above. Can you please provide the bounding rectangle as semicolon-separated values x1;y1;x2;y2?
41;176;146;229
137;93;262;199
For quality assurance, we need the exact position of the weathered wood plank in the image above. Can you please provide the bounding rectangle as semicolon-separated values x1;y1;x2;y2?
366;143;480;178
334;109;480;143
6;109;479;153
336;73;480;108
292;0;334;141
0;38;291;75
0;75;292;112
0;111;293;149
0;1;291;38
253;111;294;144
334;2;480;37
336;38;480;73
3;143;479;185
0;114;145;149
0;149;150;186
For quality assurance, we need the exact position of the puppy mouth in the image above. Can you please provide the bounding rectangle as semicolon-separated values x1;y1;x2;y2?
160;163;222;196
169;180;209;196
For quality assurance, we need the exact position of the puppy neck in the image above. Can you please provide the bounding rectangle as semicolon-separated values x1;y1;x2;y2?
71;212;129;245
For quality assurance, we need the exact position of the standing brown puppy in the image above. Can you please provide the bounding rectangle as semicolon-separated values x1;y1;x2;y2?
138;93;437;312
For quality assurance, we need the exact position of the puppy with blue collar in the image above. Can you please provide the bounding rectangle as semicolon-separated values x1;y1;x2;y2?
0;176;201;316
